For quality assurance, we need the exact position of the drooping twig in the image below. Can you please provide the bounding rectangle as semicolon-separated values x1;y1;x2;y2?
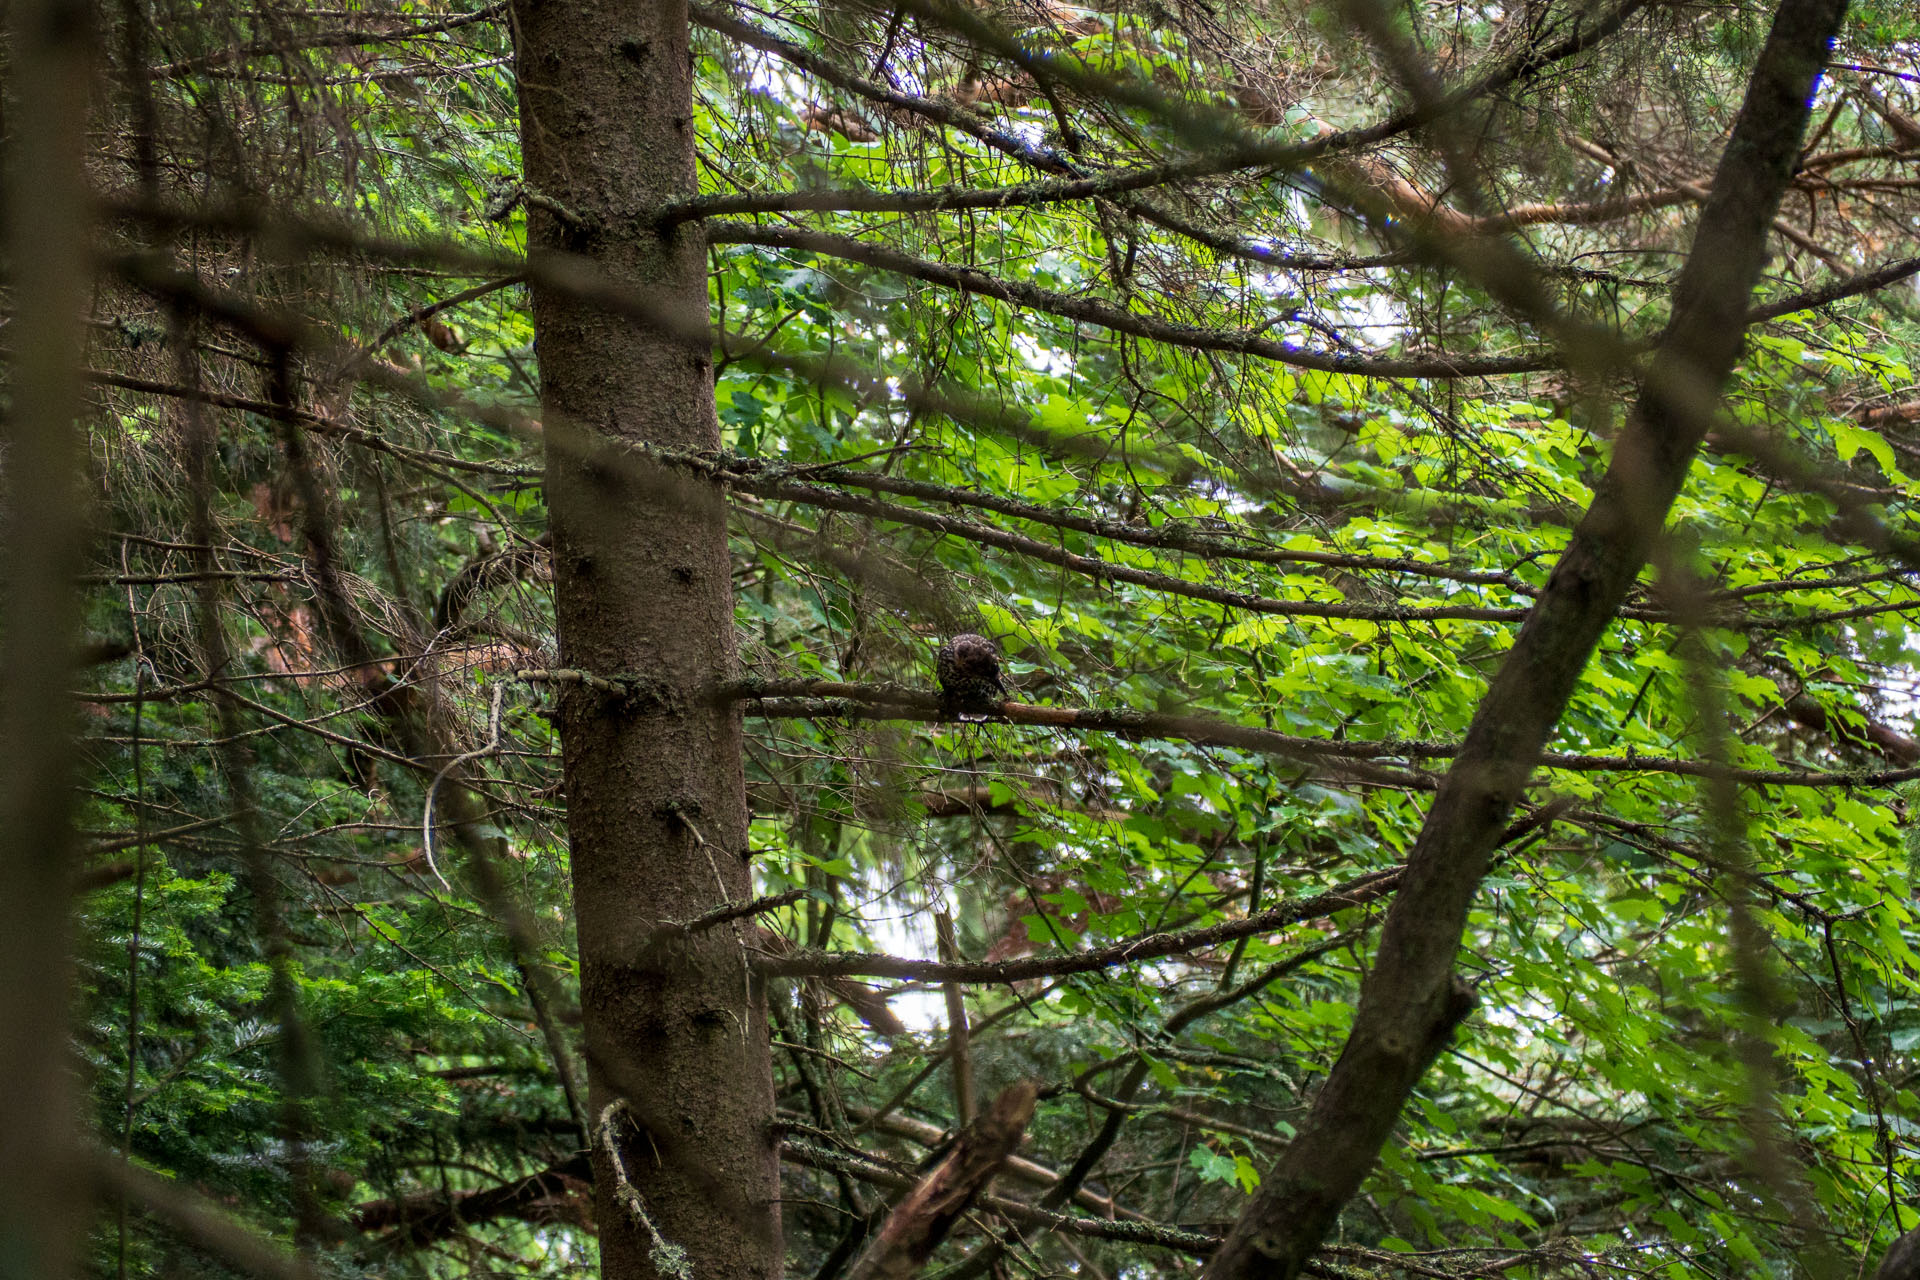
598;1101;693;1280
422;682;508;889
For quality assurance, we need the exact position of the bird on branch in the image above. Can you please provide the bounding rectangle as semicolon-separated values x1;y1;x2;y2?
936;633;1008;720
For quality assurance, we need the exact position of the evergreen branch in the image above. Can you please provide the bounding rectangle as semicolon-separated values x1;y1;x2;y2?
726;678;1920;788
712;222;1555;380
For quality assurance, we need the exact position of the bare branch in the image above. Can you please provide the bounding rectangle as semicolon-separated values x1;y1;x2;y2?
843;1081;1037;1280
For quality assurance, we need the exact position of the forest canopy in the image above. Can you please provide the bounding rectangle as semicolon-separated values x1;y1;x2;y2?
9;0;1920;1278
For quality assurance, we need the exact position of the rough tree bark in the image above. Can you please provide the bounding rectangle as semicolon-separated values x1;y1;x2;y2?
0;0;95;1272
843;1081;1039;1280
509;3;780;1278
1203;0;1849;1276
1874;1227;1920;1280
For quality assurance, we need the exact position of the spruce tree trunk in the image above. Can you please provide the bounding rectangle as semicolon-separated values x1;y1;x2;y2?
508;4;780;1278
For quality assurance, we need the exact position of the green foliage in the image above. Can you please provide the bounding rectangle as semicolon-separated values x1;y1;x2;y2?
62;0;1920;1276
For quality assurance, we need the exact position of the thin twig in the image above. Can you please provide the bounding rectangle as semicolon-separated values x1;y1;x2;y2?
422;682;507;890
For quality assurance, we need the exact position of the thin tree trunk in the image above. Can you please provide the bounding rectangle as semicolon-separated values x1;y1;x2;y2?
1204;0;1848;1275
508;3;780;1278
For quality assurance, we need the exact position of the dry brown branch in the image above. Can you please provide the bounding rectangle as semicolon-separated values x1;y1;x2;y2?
353;1153;593;1249
842;1081;1038;1280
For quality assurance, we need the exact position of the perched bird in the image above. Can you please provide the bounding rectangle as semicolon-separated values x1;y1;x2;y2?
936;633;1008;719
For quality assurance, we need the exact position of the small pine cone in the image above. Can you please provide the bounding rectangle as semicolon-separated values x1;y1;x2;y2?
936;633;1008;718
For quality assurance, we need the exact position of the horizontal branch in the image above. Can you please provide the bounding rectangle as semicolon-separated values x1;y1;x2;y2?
658;888;810;940
672;161;1227;223
724;454;1920;613
354;1152;591;1249
727;678;1920;789
667;117;1354;226
725;456;1521;584
84;368;533;479
725;465;1533;622
781;1139;1220;1256
702;162;1700;240
103;200;1920;475
99;359;1920;630
80;569;299;586
726;455;1917;626
712;222;1553;380
752;866;1404;980
724;678;1437;782
1467;184;1699;233
716;226;1920;392
1746;254;1920;323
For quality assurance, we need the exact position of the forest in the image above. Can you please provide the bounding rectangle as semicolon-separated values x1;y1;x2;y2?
7;0;1920;1276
